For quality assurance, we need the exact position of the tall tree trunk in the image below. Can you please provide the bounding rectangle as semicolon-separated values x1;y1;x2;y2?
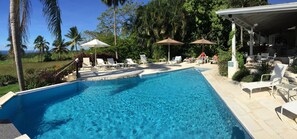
40;50;42;62
240;26;243;48
10;0;25;91
42;49;44;62
114;6;118;59
75;44;78;54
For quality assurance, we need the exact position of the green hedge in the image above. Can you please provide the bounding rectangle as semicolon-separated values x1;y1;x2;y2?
0;75;17;86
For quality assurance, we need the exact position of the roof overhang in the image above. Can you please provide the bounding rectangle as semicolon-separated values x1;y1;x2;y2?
216;2;297;35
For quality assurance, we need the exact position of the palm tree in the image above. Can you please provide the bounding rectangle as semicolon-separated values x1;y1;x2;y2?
9;0;62;90
6;37;27;58
101;0;127;59
34;35;49;62
65;26;83;53
52;38;69;60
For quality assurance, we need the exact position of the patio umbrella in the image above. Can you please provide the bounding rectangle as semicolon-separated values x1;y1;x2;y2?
81;39;110;65
190;38;216;58
190;38;216;52
156;37;184;62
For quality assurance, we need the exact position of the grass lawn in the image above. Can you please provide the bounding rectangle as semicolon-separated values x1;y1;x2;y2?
0;58;72;96
0;59;72;76
0;84;19;97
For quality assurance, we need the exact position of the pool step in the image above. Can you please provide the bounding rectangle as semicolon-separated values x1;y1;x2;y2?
0;120;22;139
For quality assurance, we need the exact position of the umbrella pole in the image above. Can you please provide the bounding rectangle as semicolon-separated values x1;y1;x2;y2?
95;48;97;66
168;44;170;62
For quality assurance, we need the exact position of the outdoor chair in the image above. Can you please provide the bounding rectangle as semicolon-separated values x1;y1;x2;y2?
241;63;288;98
280;100;297;121
169;56;182;64
82;57;92;70
96;58;109;69
126;58;138;67
107;58;120;68
140;54;148;64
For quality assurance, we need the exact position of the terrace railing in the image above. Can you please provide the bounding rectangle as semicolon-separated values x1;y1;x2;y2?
54;58;79;79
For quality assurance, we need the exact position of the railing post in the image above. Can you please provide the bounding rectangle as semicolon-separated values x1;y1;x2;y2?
75;58;80;78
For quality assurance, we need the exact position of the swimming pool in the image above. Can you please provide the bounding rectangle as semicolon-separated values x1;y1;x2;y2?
0;68;251;139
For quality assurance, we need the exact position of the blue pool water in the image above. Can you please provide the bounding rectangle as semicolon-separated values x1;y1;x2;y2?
2;69;251;138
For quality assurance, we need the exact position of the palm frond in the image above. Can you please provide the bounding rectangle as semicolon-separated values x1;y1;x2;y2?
40;0;62;39
20;0;31;43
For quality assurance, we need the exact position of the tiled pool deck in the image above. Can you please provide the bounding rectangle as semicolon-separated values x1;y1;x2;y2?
201;64;297;139
79;62;297;138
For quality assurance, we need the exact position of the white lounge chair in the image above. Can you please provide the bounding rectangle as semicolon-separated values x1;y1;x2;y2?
82;57;92;70
107;58;119;68
126;58;138;67
241;63;288;98
96;58;109;69
140;54;148;64
169;56;182;64
280;100;297;120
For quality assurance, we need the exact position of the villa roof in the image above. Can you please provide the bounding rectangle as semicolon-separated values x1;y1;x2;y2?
216;2;297;35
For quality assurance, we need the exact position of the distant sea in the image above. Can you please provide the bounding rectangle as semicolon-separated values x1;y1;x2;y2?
0;50;37;55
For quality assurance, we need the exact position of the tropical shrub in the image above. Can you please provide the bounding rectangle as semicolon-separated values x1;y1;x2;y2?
24;66;73;90
0;75;17;86
218;49;231;76
0;52;6;61
236;52;245;69
256;63;272;81
241;75;256;82
232;68;250;82
289;65;297;74
43;52;53;62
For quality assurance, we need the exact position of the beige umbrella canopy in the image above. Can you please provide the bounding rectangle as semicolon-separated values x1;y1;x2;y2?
156;38;184;62
190;38;216;52
190;38;216;45
81;39;110;65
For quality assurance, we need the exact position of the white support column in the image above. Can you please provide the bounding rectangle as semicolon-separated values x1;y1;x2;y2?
231;22;236;61
228;21;239;78
249;28;254;56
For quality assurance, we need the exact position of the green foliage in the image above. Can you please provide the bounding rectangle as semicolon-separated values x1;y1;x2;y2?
65;26;83;51
257;63;272;75
132;0;190;58
0;84;19;96
241;75;256;82
289;66;297;74
228;30;235;47
232;67;250;81
24;67;68;90
228;0;268;8
6;37;27;57
51;38;69;59
44;52;53;62
183;0;230;47
0;52;6;61
0;75;18;86
34;35;50;62
218;49;231;76
97;0;139;36
236;52;245;69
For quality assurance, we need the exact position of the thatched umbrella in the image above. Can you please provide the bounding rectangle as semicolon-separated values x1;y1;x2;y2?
190;38;216;52
156;38;184;62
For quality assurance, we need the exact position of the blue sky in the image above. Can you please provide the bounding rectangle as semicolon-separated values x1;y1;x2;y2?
0;0;296;50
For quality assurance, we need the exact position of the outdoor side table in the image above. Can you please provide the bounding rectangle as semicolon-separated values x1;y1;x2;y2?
275;83;297;101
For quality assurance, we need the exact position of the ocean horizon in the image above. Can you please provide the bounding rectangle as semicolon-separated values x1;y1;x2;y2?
0;50;37;55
